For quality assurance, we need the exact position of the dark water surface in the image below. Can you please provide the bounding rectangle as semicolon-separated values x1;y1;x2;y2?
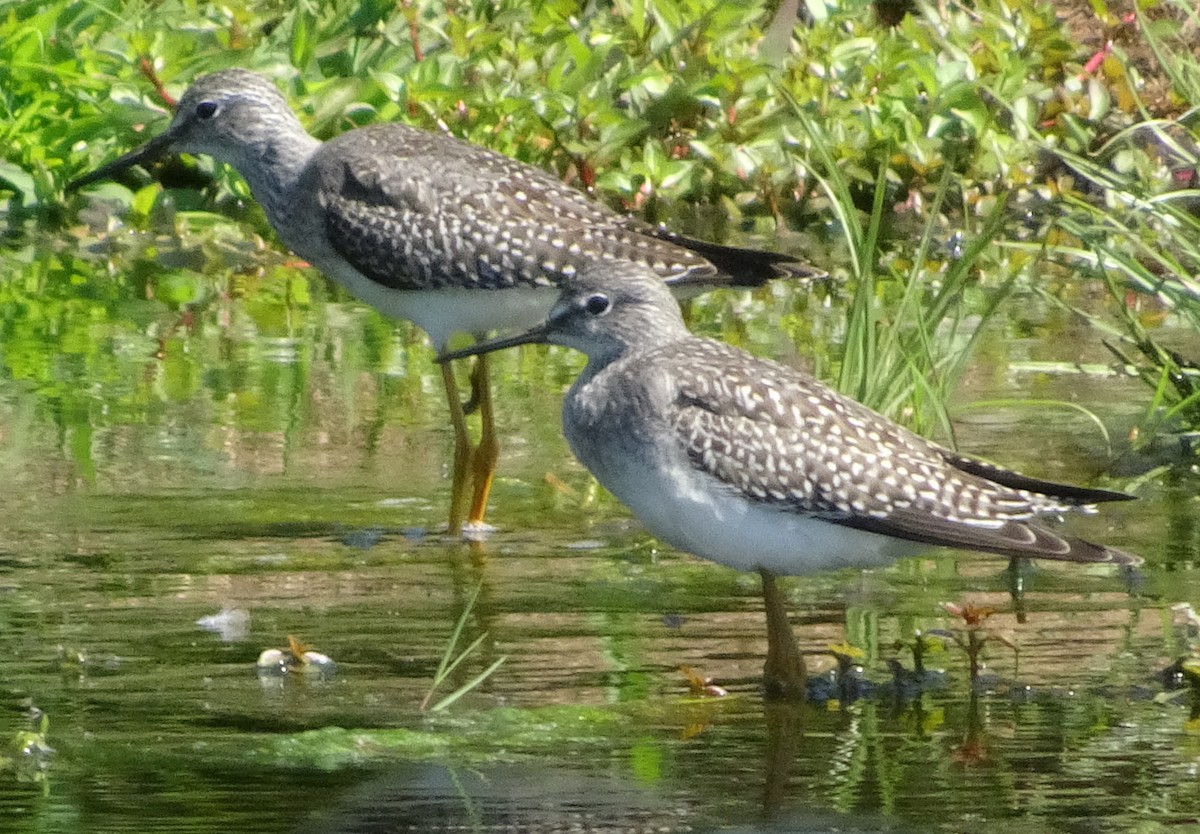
0;238;1198;833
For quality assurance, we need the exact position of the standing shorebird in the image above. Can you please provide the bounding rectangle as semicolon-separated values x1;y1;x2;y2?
68;69;819;535
441;262;1138;698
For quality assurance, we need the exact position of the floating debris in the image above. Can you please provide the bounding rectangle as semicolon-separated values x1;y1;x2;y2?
256;635;337;678
679;665;728;698
196;607;251;642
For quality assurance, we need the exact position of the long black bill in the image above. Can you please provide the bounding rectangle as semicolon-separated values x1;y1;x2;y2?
66;124;180;193
437;324;552;364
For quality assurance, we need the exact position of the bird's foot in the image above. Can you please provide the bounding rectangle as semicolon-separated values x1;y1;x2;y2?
460;520;498;542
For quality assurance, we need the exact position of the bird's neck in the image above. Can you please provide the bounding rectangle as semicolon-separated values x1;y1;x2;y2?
572;335;655;391
229;128;321;226
570;338;635;385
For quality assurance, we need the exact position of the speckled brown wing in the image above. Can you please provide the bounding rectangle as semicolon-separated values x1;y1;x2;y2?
313;124;718;293
664;339;1137;564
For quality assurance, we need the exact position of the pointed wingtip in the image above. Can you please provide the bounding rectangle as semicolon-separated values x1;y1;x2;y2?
642;225;829;289
942;451;1137;506
772;260;830;283
1099;545;1143;567
1038;532;1142;567
715;257;829;289
845;510;1141;569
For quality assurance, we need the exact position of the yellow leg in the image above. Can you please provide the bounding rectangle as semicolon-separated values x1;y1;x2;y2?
440;361;473;538
759;568;807;700
467;354;499;528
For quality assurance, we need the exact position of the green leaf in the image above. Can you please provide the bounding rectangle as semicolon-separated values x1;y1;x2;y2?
0;161;36;205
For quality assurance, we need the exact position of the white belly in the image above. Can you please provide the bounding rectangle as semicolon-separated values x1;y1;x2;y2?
593;452;921;576
310;257;559;348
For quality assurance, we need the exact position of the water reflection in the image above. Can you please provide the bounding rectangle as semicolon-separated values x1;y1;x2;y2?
2;238;1199;832
292;760;911;834
293;763;697;834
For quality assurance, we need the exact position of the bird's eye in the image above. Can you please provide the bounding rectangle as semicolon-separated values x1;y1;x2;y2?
583;294;611;316
195;100;219;120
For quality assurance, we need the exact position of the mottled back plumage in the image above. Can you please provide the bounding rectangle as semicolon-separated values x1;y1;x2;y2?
314;122;718;292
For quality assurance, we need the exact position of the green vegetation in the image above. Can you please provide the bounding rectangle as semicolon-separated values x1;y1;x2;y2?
1;0;1197;465
0;706;51;793
420;581;507;712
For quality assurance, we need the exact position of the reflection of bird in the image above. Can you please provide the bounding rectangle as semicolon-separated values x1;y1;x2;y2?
442;262;1138;698
69;69;819;536
291;761;909;833
292;763;699;834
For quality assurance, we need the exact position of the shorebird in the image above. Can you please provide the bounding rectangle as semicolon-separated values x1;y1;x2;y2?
440;262;1138;698
68;69;819;535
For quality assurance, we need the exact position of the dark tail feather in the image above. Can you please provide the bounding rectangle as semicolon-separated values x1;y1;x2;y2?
1023;533;1141;566
940;451;1135;505
646;227;827;287
839;510;1141;566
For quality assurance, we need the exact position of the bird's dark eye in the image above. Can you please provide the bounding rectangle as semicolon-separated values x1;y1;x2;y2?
583;293;611;316
195;100;219;119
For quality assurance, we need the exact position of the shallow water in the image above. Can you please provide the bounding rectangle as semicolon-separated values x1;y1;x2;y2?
0;235;1198;833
